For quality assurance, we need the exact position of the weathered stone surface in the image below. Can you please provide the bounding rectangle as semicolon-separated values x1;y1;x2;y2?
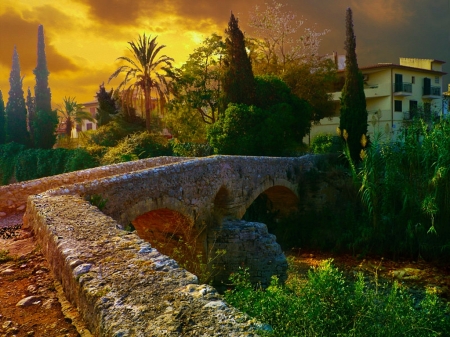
16;295;41;307
209;220;288;287
26;194;262;336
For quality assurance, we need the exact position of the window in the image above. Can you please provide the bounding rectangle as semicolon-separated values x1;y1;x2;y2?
435;76;440;84
394;74;403;92
394;100;402;112
412;76;415;84
86;123;93;131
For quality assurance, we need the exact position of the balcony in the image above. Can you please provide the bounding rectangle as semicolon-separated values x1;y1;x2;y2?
393;82;412;96
422;86;441;99
331;83;390;101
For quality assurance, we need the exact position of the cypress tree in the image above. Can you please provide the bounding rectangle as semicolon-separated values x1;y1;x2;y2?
0;90;5;145
26;87;35;139
32;25;58;149
5;46;30;146
339;8;367;162
222;12;256;107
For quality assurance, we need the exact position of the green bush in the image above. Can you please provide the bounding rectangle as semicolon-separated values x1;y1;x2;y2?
225;260;450;336
0;142;25;184
88;119;145;147
101;131;171;165
310;133;341;154
170;140;212;157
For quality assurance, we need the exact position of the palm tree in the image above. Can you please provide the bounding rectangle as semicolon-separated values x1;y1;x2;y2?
58;96;95;138
109;34;174;131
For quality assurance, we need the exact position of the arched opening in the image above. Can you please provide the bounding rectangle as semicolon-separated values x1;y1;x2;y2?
243;185;299;249
132;209;203;277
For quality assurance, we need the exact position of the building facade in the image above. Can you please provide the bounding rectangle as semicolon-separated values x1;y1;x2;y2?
307;58;446;143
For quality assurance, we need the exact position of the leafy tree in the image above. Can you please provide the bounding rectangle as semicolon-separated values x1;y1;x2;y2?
222;12;256;107
0;90;5;145
248;0;329;74
339;8;367;162
282;59;337;123
32;25;57;149
164;105;207;143
109;34;173;131
96;83;117;127
208;76;311;156
57;97;94;138
168;33;225;124
5;46;29;146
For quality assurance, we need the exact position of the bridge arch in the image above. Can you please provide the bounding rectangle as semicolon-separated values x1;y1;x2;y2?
238;178;299;219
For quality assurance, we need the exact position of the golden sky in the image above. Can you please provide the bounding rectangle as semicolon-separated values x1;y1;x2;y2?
0;0;449;108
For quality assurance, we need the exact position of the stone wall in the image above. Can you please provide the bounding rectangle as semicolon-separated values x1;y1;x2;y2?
208;220;288;288
24;194;262;336
0;157;187;216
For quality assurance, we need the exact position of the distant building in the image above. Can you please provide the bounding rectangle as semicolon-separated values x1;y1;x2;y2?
308;57;447;143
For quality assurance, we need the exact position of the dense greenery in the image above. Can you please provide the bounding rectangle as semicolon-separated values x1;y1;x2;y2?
222;12;256;107
0;90;5;145
0;143;98;184
32;25;58;149
95;84;117;127
5;47;29;146
339;8;367;162
225;260;450;336
208;76;311;156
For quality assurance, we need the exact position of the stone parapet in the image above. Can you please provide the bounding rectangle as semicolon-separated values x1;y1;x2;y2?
0;157;187;216
25;194;261;336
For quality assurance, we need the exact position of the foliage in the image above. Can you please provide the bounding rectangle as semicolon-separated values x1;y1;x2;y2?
32;25;56;149
168;33;225;124
170;139;212;157
248;0;330;74
0;142;25;184
0;90;5;145
12;147;98;182
164;104;207;143
339;8;367;162
208;76;311;156
109;34;173;131
87;119;145;147
32;108;58;149
310;133;341;154
57;96;94;138
0;249;13;263
225;260;450;336
282;59;337;123
95;83;118;127
5;47;30;146
87;194;108;211
222;12;256;107
100;131;171;165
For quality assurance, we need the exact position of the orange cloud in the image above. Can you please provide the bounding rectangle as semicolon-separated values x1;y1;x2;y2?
350;0;414;25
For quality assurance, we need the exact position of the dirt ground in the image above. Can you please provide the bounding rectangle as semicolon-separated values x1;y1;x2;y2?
1;214;450;337
0;214;88;337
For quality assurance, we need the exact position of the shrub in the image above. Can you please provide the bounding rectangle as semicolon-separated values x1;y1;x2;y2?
225;259;450;336
310;133;341;154
100;132;171;165
0;142;25;184
170;140;212;157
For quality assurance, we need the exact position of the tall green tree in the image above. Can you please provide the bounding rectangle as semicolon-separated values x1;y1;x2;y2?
26;88;35;139
109;34;173;132
5;46;29;146
222;12;256;107
96;83;117;127
32;25;58;149
0;90;5;144
339;8;367;162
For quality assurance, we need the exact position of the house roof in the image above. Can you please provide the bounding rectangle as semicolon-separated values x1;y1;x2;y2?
338;63;447;76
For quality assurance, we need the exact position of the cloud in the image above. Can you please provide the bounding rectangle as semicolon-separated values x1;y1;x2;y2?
0;9;79;74
73;0;145;25
350;0;414;25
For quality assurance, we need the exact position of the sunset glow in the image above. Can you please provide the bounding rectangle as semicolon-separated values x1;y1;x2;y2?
1;0;448;107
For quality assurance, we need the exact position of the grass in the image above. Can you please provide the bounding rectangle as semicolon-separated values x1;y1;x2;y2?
224;259;450;336
0;249;13;263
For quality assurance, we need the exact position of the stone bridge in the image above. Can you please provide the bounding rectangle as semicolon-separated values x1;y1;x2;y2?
13;155;319;336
